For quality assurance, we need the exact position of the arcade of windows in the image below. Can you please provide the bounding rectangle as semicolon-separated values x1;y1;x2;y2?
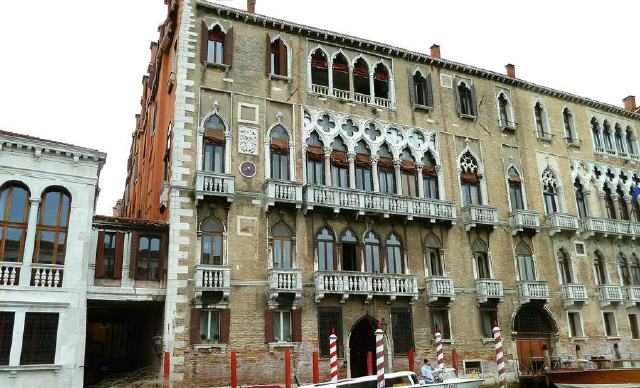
590;117;638;159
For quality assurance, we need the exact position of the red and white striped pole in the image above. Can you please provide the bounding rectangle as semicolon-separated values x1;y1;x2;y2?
375;322;385;388
435;326;444;370
493;322;507;388
329;329;338;382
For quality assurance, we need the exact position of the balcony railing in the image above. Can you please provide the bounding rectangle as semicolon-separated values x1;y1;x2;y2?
561;284;589;307
510;209;541;235
195;264;231;305
195;171;235;202
498;119;518;131
516;281;550;304
461;204;498;231
0;262;20;286
476;279;503;304
536;131;554;141
264;179;303;209
303;185;456;221
373;97;391;109
425;276;455;304
597;284;624;306
268;268;302;307
311;84;329;95
546;213;579;236
353;92;371;105
314;271;418;303
626;285;640;307
332;88;350;100
580;217;635;239
564;137;582;147
31;264;64;288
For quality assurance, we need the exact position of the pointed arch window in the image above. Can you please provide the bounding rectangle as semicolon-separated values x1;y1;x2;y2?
473;239;491;279
353;58;370;96
614;124;626;154
534;102;548;138
35;188;71;265
563;108;576;141
542;168;559;214
341;229;359;272
330;137;349;189
557;249;573;284
332;53;349;92
410;71;433;108
306;131;324;185
378;144;395;194
269;38;288;77
205;25;228;65
272;222;293;269
203;114;226;173
631;254;640;285
385;233;403;274
270;125;290;180
619;253;631;286
631;186;640;222
425;234;443;277
603;186;616;219
364;231;381;273
459;152;482;206
373;63;389;99
516;243;535;281
0;183;29;262
603;121;614;152
422;152;439;200
355;140;372;191
616;186;629;220
591;118;603;150
201;217;224;265
574;179;588;219
316;227;336;271
456;81;476;117
310;48;329;87
626;126;636;155
497;93;513;128
400;148;417;197
593;252;607;285
507;167;524;211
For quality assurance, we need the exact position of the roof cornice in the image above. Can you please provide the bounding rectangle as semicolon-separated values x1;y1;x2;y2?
196;0;640;121
0;131;106;165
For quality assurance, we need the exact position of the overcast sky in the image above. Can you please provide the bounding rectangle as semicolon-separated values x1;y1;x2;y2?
0;0;638;215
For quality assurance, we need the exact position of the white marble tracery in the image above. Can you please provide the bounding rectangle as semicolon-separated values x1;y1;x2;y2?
587;111;638;159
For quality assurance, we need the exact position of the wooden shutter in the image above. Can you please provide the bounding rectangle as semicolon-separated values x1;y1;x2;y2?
278;41;288;77
223;27;233;66
292;309;302;342
200;21;209;64
407;69;416;105
129;232;139;279
454;80;462;115
265;34;271;75
470;84;478;117
95;231;105;278
425;73;434;108
159;233;168;281
264;309;274;343
220;309;231;344
190;308;201;344
113;232;125;279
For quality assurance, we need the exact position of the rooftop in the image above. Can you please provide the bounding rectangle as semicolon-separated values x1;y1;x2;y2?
0;129;106;161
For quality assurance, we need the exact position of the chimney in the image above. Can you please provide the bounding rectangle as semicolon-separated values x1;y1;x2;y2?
430;44;441;59
505;63;516;78
247;0;256;13
623;95;636;111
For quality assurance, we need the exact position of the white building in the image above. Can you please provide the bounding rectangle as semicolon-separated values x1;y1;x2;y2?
0;130;105;387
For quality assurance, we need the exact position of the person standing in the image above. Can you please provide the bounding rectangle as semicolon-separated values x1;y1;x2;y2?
421;358;434;383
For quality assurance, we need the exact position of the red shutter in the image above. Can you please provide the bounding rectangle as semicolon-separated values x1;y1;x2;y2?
129;232;139;279
200;21;208;63
223;27;233;66
265;34;271;75
159;233;168;281
190;308;201;344
425;73;434;108
470;84;478;117
95;231;105;279
220;309;231;344
265;309;274;343
113;232;125;279
407;69;416;105
279;41;288;77
292;309;302;342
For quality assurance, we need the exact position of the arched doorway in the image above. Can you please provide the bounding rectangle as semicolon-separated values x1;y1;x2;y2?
349;315;378;378
513;303;557;377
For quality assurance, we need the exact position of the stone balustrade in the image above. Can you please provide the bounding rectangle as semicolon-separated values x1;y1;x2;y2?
516;280;550;303
425;276;455;304
195;170;235;202
264;179;303;209
561;283;589;307
510;209;541;234
314;271;418;303
475;279;503;304
461;204;498;231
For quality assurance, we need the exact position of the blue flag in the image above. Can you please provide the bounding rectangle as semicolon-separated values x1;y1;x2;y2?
632;186;640;201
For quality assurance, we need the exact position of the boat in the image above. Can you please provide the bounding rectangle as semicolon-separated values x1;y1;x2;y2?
299;370;483;388
544;360;640;388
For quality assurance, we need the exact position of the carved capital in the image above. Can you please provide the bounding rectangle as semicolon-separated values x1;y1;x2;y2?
370;155;379;164
347;152;356;162
393;158;402;168
323;147;332;157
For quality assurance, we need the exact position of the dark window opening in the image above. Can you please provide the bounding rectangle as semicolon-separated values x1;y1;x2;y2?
270;39;288;77
508;167;524;211
272;223;292;270
341;229;359;272
135;235;162;281
391;309;414;355
310;49;329;87
574;179;588;218
431;309;451;339
373;63;389;99
353;58;370;96
317;227;336;271
207;26;225;64
481;309;498;338
332;53;349;92
318;308;343;357
20;312;58;365
0;312;14;365
364;231;381;273
201;218;224;265
457;81;475;117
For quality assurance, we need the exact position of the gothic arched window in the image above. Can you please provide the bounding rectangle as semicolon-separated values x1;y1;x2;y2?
316;227;336;271
422;152;439;200
272;222;293;269
574;179;588;219
364;231;381;273
459;152;482;205
340;229;359;272
201;217;224;265
385;233;403;274
516;243;535;281
425;234;443;277
473;239;491;279
557;249;573;284
203;114;226;173
542;168;559;214
593;252;607;285
270;125;290;180
508;167;524;211
310;48;329;88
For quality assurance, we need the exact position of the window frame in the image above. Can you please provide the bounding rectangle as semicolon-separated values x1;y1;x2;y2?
431;308;452;340
273;310;293;343
34;189;71;265
480;308;498;339
0;183;30;262
135;234;163;281
316;227;336;271
20;312;59;365
602;311;618;337
199;310;221;344
567;311;584;338
391;308;414;355
201;217;224;266
629;314;639;340
272;222;293;270
0;312;14;366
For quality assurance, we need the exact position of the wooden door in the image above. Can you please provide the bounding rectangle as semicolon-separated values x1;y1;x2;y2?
516;339;550;376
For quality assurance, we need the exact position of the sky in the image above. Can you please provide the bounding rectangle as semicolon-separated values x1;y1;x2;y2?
0;0;638;215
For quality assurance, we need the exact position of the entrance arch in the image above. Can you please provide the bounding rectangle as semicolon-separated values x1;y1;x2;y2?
349;315;378;378
512;303;558;377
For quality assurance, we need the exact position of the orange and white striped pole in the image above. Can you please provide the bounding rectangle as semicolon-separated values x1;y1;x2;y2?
375;322;385;388
435;326;444;370
329;329;338;382
493;322;507;388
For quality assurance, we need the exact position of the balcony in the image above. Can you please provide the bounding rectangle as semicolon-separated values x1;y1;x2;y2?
597;284;624;307
195;264;231;306
476;279;503;304
314;271;418;304
625;285;640;307
31;264;64;288
516;281;550;304
546;213;579;236
268;268;302;308
195;170;235;202
564;137;582;148
510;209;541;235
461;204;498;231
536;131;554;141
264;179;303;210
303;185;456;222
310;83;393;109
498;118;518;131
425;276;455;304
580;217;634;239
561;284;589;307
0;262;21;286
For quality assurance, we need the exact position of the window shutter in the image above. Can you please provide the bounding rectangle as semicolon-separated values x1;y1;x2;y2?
264;309;274;343
279;42;288;77
407;70;416;105
95;231;105;278
200;21;209;64
129;232;139;279
470;84;478;117
425;73;434;108
292;309;302;342
220;309;231;344
159;233;168;281
113;232;125;279
454;81;462;115
190;308;200;344
223;27;234;66
265;34;272;75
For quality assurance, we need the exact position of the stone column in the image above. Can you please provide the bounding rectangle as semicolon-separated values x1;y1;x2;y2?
623;194;633;220
328;58;334;96
597;190;608;218
393;159;402;196
416;163;425;198
348;152;356;189
371;156;380;192
323;147;332;186
389;74;396;109
19;197;40;286
224;129;232;174
301;144;308;184
348;65;354;100
611;193;621;219
369;70;375;103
